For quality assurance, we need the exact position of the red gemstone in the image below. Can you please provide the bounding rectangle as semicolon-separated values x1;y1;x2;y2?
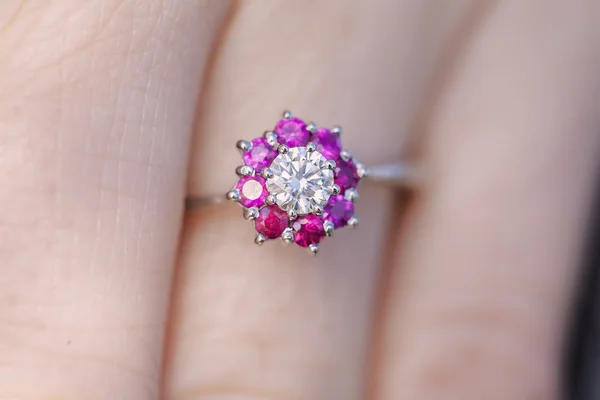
236;176;268;208
334;159;359;191
323;194;354;228
311;128;341;160
243;137;276;171
255;205;289;239
292;214;326;247
274;118;309;147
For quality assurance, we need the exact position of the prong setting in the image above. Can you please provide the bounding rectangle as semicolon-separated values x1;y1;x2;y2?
262;167;274;179
255;233;267;245
324;160;336;170
306;122;317;133
226;189;240;202
266;194;276;205
306;142;317;153
345;188;359;202
288;209;298;220
278;144;289;154
282;110;292;119
308;243;320;255
281;228;294;244
236;165;255;177
264;130;278;147
356;163;369;178
243;207;259;220
331;126;342;136
323;220;334;237
236;140;252;152
332;184;341;195
347;216;359;228
311;204;324;216
340;149;352;162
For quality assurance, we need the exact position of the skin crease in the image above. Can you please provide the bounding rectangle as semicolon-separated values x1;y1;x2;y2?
0;2;598;400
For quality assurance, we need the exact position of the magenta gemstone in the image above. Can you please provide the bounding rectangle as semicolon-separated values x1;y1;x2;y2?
292;214;326;247
311;128;341;160
274;118;310;147
243;137;276;171
235;176;268;208
334;159;360;191
255;205;289;239
323;195;354;228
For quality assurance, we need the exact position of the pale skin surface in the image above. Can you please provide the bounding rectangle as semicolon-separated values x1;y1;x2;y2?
0;0;599;399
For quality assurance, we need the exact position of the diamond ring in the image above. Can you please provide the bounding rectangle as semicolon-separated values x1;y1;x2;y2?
186;110;416;255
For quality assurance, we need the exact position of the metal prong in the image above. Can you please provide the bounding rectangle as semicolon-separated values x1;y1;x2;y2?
236;140;252;152
308;243;320;255
288;209;298;220
281;228;294;244
236;165;255;177
324;160;336;170
262;168;274;179
264;130;278;147
345;188;359;202
255;233;267;246
311;204;324;216
331;126;342;136
226;189;240;202
306;142;316;153
340;149;352;162
282;110;292;119
243;207;259;220
332;184;341;195
356;163;369;178
323;220;334;237
278;144;289;154
266;195;276;205
306;122;317;133
347;216;359;228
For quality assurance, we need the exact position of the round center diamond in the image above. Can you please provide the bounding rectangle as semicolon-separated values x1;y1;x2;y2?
266;147;334;215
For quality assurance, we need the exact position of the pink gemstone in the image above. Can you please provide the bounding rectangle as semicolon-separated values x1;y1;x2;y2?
311;128;341;160
292;214;326;247
323;195;354;228
334;159;360;191
243;137;277;171
274;118;309;147
255;205;289;239
235;176;268;208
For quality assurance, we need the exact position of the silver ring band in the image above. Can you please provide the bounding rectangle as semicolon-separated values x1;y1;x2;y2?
185;161;415;212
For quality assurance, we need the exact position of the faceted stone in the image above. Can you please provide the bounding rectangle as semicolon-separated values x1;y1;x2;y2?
236;176;268;208
274;118;309;147
323;194;354;228
334;159;359;192
255;205;289;239
292;214;326;247
243;137;277;171
311;128;341;160
266;147;334;215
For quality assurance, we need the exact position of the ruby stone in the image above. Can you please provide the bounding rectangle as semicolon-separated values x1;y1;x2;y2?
292;214;326;247
235;176;268;208
311;128;341;160
255;205;289;239
243;137;276;171
323;194;354;228
334;159;359;192
274;118;309;147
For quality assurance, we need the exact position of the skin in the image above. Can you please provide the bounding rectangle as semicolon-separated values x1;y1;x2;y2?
0;1;599;399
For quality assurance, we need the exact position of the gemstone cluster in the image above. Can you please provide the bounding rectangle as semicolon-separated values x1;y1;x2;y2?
226;111;366;254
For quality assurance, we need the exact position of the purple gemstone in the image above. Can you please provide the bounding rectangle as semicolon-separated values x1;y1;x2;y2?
311;128;341;160
243;137;276;171
323;195;354;228
292;214;326;247
335;159;359;192
255;205;289;239
274;118;309;147
235;176;268;208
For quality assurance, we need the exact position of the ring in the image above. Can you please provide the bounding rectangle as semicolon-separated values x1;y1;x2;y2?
185;110;416;255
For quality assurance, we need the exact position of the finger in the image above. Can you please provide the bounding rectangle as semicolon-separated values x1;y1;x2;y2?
371;2;600;399
0;1;229;399
164;1;475;399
